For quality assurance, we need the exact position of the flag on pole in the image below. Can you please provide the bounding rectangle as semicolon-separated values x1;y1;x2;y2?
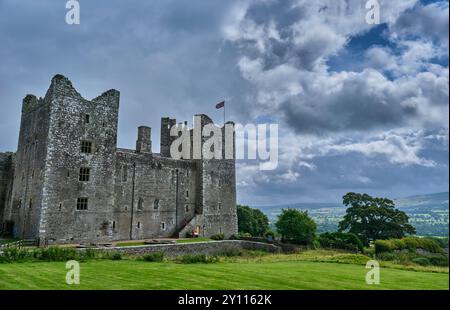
216;101;225;109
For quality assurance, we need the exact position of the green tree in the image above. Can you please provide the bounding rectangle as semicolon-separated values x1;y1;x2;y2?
236;205;270;237
338;192;416;245
275;209;316;244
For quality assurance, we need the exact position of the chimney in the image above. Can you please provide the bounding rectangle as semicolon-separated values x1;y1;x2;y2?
136;126;152;153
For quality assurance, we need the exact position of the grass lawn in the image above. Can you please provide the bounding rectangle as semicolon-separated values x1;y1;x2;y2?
0;256;448;290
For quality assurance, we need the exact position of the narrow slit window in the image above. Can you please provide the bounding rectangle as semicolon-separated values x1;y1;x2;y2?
153;199;160;210
122;166;128;182
160;222;166;231
85;114;90;124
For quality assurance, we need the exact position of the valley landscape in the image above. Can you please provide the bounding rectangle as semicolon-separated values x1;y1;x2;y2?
256;192;449;237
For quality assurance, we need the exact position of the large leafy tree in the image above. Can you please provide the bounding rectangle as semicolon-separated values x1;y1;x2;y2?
338;192;416;245
275;209;316;244
236;205;270;237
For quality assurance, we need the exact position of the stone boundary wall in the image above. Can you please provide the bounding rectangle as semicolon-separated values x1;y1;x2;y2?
94;240;281;257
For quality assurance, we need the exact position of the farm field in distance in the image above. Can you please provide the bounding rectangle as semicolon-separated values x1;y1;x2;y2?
0;251;448;290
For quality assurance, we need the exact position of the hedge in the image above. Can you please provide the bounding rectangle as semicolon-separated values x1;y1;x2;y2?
374;237;443;255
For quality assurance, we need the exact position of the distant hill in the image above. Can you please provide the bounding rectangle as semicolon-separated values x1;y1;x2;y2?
253;192;449;237
394;192;449;213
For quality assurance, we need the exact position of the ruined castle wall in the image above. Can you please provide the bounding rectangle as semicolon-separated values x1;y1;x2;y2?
0;152;14;228
113;150;198;240
39;76;119;244
7;95;52;239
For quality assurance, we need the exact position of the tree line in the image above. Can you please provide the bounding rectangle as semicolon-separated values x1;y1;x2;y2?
237;192;416;248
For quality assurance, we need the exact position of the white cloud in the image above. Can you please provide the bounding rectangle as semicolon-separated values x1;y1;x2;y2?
327;131;437;167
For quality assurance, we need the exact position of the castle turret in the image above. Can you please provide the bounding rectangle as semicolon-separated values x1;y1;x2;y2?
160;117;176;157
136;126;152;153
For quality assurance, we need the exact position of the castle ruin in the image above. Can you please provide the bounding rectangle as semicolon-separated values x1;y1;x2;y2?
0;75;238;245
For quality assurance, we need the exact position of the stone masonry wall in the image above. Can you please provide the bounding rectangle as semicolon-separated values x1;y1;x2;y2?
7;94;52;239
0;152;14;228
41;75;120;244
113;150;198;241
98;240;280;257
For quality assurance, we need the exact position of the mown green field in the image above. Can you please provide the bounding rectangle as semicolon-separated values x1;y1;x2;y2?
0;255;448;290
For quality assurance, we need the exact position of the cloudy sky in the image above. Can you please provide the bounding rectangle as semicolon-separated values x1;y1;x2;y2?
0;0;448;205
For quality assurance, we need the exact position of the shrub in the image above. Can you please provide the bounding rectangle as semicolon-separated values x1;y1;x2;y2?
374;240;394;254
178;254;218;264
217;247;244;257
427;254;449;267
264;230;276;239
375;243;448;267
237;233;253;239
210;233;225;241
411;257;431;266
425;237;448;249
35;247;78;261
0;247;33;263
141;252;164;262
109;252;122;260
408;254;448;267
364;247;375;256
312;239;321;250
327;254;372;265
318;232;364;252
83;249;99;260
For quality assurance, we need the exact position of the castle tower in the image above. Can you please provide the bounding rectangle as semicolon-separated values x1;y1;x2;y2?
136;126;152;153
6;93;53;240
176;114;238;238
196;115;237;237
160;117;176;157
6;75;120;244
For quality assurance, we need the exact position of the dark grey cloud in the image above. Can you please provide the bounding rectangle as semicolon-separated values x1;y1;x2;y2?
0;0;249;151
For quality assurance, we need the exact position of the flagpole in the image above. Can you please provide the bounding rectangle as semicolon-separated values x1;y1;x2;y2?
223;103;226;126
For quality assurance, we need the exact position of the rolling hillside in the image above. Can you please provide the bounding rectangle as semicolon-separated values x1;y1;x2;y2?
254;192;449;237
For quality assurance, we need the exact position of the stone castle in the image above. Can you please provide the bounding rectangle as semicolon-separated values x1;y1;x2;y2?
0;75;237;245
